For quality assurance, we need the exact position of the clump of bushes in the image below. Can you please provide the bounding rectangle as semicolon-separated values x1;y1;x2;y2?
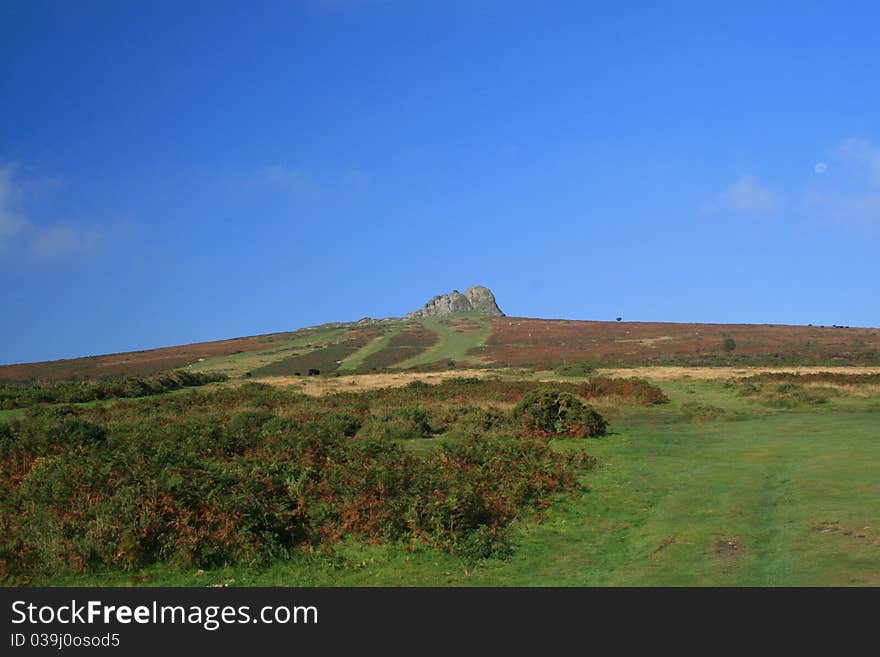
579;377;669;405
2;373;671;583
0;405;587;582
736;380;832;407
0;371;227;410
554;361;596;377
359;406;434;441
319;411;362;438
513;388;607;438
367;375;669;408
743;372;880;386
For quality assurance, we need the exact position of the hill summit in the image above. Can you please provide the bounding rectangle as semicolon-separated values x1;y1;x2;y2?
406;285;505;319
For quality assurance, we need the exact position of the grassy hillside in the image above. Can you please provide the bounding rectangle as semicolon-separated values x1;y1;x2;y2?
394;316;492;368
0;325;347;383
5;316;880;384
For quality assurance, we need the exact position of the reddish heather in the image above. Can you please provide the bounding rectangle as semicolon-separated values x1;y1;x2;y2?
469;318;880;368
357;325;439;371
0;328;326;383
4;317;879;383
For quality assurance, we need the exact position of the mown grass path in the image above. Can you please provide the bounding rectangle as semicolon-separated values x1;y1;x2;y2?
337;326;401;372
470;382;880;586
395;317;492;369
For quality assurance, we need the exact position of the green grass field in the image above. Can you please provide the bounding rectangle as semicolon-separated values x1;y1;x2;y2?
28;375;878;587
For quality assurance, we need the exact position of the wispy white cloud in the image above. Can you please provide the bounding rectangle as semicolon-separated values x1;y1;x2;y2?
799;138;880;228
0;163;103;260
704;175;785;215
833;138;880;185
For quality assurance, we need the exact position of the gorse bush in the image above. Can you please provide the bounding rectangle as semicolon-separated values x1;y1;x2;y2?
359;405;434;442
397;407;432;435
513;389;607;438
578;377;669;405
454;525;514;564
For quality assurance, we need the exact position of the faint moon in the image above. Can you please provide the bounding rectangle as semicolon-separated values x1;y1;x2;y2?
814;162;828;174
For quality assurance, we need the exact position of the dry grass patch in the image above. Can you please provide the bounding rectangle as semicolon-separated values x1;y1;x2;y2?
253;368;502;395
595;366;880;382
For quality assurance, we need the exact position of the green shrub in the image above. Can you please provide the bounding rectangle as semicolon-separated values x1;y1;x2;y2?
358;406;433;442
579;377;669;405
0;423;15;459
0;371;227;410
453;407;509;433
512;388;607;438
737;380;830;408
455;525;513;563
226;410;276;453
680;402;736;422
554;361;596;377
320;412;362;438
397;407;432;436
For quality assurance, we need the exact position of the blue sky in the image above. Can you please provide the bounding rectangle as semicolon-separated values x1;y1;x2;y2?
2;1;879;364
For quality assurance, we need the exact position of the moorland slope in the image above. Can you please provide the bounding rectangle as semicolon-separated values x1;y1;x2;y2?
3;316;879;383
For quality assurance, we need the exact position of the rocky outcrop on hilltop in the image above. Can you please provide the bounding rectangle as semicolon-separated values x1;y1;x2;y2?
464;285;504;316
406;285;504;319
